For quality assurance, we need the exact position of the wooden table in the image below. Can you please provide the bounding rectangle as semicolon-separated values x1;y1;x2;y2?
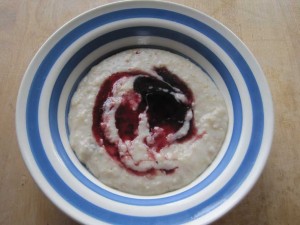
1;0;299;224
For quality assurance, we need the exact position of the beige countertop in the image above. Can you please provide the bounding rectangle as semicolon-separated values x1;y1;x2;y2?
1;0;299;224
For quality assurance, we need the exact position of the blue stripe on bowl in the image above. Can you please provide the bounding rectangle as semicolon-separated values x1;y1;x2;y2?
26;8;263;224
50;26;241;206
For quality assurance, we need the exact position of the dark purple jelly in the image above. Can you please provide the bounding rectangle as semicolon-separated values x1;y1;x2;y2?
92;67;199;176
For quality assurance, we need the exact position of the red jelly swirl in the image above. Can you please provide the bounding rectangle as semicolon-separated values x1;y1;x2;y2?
92;67;199;176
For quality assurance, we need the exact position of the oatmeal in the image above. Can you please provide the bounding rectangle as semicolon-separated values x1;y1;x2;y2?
68;49;228;195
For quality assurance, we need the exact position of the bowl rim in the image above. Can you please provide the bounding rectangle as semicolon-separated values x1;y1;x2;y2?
16;1;274;224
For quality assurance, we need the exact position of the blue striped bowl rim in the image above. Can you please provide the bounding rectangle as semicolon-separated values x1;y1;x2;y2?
16;1;273;224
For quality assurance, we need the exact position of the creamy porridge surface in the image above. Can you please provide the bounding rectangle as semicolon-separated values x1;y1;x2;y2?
68;49;228;195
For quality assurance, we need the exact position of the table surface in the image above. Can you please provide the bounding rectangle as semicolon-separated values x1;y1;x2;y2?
1;0;299;224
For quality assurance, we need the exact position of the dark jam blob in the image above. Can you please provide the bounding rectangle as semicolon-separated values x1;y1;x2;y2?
133;77;188;131
133;67;196;145
148;88;188;129
154;67;198;144
92;67;197;176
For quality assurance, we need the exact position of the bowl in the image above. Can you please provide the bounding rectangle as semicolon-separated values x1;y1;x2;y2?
16;1;274;224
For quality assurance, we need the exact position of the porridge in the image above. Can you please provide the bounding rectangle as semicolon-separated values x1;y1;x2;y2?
68;49;228;195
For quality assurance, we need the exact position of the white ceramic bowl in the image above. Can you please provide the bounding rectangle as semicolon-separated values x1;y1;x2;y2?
16;1;274;224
